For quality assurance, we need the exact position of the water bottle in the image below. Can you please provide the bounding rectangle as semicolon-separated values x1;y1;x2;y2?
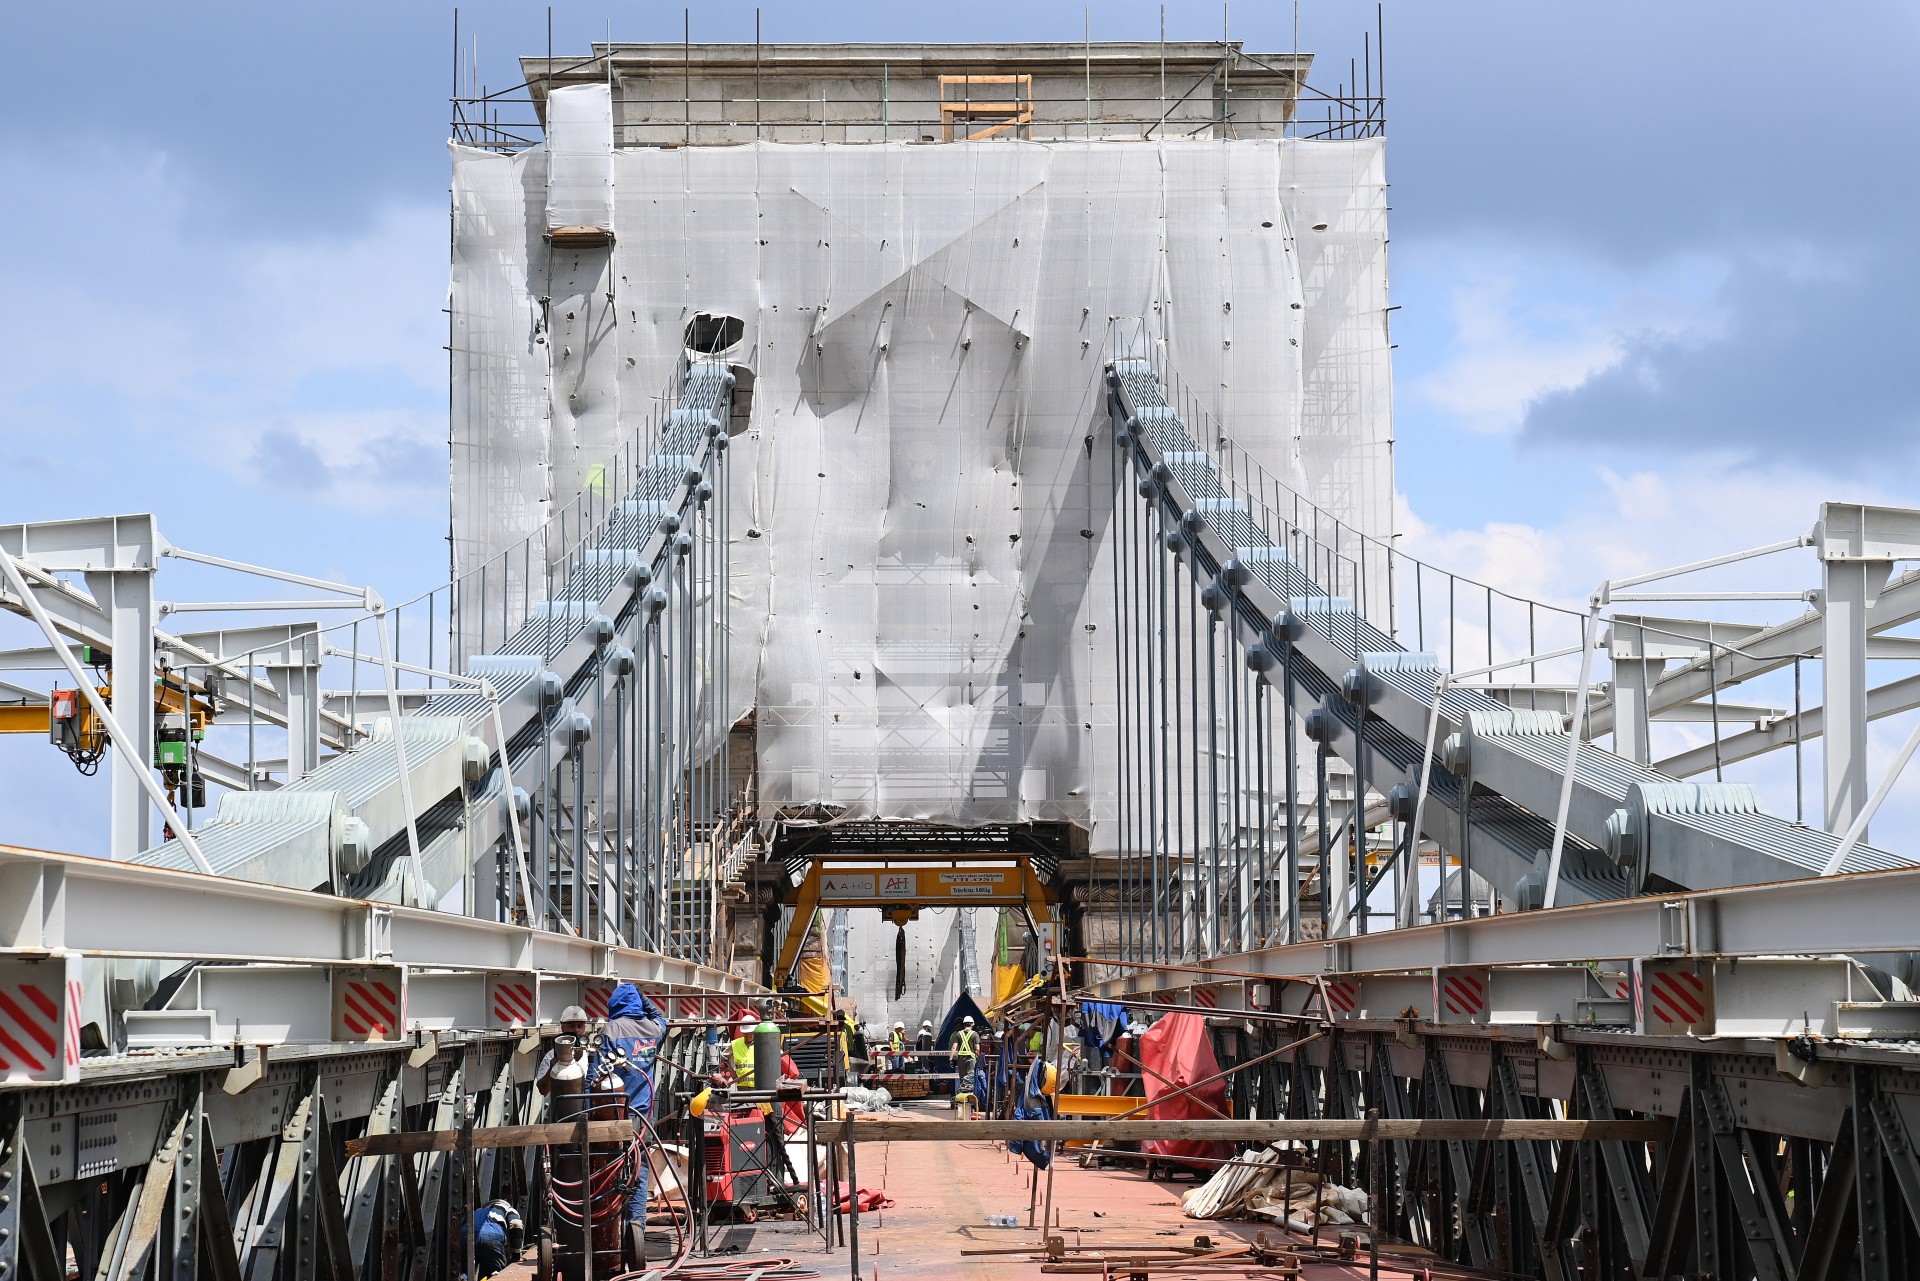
985;1214;1019;1228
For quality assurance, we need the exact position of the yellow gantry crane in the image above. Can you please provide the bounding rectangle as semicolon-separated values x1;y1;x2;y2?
0;657;221;804
773;850;1056;987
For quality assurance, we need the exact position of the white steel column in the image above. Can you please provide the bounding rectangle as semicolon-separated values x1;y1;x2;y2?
2;515;162;857
1822;557;1885;835
1815;504;1920;837
270;631;324;782
1605;618;1677;766
1611;658;1664;766
92;569;156;855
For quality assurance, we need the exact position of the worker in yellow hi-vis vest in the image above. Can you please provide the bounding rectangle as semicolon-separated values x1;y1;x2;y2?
727;1014;758;1088
952;1015;979;1107
888;1021;907;1071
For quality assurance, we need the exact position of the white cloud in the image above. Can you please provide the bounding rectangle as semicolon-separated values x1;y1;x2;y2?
1403;241;1726;436
0;141;446;512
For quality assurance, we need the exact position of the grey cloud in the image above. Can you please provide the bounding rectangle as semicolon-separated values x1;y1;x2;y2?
250;429;335;491
1521;242;1920;464
360;432;445;489
247;427;443;502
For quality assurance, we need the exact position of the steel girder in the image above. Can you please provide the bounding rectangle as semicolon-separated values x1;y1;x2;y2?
1180;1022;1920;1281
0;843;756;993
1583;563;1920;742
1088;857;1920;996
0;1037;525;1281
0;1021;741;1281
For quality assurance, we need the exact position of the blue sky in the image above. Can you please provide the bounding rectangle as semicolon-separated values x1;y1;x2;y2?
3;1;1918;853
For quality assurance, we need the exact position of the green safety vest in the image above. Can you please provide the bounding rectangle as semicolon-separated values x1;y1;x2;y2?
730;1036;756;1088
955;1028;977;1055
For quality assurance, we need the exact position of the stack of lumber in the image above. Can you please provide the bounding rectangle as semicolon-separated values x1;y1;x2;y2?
1181;1147;1369;1229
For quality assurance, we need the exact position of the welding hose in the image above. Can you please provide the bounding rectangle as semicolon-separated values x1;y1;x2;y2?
545;1138;644;1227
580;1109;694;1278
602;1018;819;1278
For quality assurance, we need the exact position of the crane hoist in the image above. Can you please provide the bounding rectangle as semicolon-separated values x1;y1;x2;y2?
0;651;223;807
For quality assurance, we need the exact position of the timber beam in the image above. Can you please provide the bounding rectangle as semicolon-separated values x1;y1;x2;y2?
832;1117;1672;1143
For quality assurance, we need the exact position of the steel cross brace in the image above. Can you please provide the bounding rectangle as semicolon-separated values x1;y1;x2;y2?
239;1088;317;1280
1796;1114;1858;1281
413;1055;467;1272
1492;1052;1568;1281
342;1070;403;1269
1853;1064;1920;1281
311;1104;356;1281
1693;1055;1793;1281
1423;1040;1495;1270
162;1093;210;1281
1641;1097;1696;1280
0;1096;62;1281
194;1112;244;1281
1368;1038;1431;1245
1573;1053;1651;1272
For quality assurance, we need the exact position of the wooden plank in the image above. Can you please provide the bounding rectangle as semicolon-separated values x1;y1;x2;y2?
345;1120;633;1158
832;1117;1672;1144
346;1113;1670;1159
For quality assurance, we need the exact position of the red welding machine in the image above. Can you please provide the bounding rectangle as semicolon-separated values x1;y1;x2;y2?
702;1109;774;1206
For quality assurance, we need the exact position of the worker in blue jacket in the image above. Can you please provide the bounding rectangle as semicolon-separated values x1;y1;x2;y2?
592;983;667;1240
465;1198;523;1277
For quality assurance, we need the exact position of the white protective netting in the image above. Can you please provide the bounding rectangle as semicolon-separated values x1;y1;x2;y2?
451;85;1392;853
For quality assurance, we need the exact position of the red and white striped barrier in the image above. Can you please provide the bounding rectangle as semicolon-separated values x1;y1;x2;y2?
1635;959;1713;1035
0;956;81;1084
488;974;539;1029
1437;970;1488;1021
333;967;404;1042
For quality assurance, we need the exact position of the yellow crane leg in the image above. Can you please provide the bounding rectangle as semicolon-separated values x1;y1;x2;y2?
772;868;824;987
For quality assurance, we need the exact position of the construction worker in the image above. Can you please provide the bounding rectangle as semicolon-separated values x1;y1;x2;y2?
889;1020;907;1071
914;1020;935;1072
596;983;667;1251
530;989;665;1264
953;1015;980;1100
842;1009;869;1075
726;1013;760;1087
533;1005;593;1095
465;1198;524;1278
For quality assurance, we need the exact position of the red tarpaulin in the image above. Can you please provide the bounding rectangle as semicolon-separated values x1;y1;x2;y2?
1137;1012;1234;1168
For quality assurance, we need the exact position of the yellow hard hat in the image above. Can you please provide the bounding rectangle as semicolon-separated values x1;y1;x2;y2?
1040;1062;1060;1095
690;1087;712;1118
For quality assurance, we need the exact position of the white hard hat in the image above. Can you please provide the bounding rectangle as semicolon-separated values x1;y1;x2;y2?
962;1015;975;1025
894;1020;905;1028
921;1020;933;1028
559;1005;589;1024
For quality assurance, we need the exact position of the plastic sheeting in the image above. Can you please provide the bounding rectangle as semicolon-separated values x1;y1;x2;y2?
451;86;1391;849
